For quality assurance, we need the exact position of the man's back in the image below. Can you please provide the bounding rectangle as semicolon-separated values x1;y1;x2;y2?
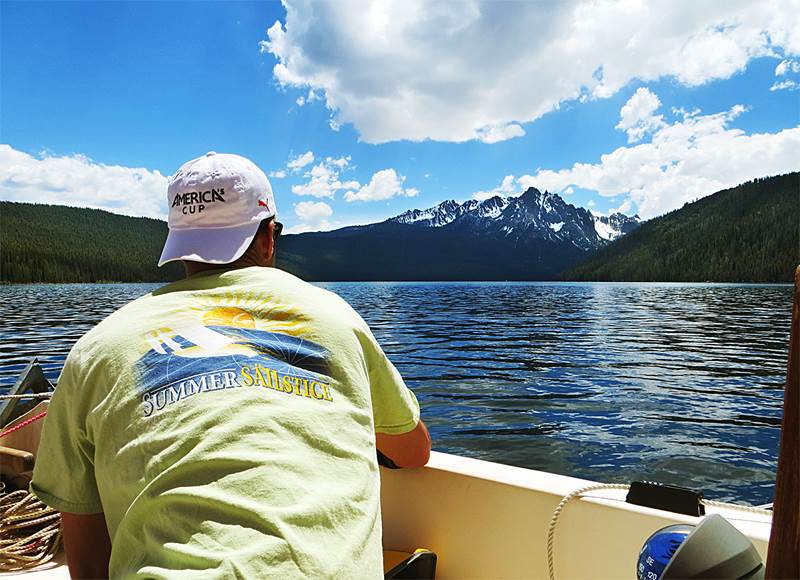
32;266;421;578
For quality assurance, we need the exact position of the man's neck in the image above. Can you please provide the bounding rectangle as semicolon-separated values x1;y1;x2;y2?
183;256;269;278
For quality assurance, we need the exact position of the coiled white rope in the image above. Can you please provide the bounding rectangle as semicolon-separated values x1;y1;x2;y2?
0;483;62;571
545;483;773;580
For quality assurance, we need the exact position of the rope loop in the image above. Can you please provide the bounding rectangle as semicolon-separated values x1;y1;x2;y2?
545;483;773;580
546;483;630;580
0;483;62;570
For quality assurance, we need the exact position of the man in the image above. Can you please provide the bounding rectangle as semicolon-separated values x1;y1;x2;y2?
31;152;430;578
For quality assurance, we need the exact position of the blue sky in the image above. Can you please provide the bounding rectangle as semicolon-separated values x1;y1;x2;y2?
2;1;798;232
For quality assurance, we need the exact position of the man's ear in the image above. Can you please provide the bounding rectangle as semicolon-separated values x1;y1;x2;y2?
259;220;276;266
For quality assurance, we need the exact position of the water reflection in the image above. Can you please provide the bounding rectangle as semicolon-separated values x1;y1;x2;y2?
0;281;791;504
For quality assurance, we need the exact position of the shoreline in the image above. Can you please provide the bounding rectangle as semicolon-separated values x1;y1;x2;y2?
1;279;794;286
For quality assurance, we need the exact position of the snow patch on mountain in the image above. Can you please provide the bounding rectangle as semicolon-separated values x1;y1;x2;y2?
593;218;617;240
390;188;641;250
592;212;642;241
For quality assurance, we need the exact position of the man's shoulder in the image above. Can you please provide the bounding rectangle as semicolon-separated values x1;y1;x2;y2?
236;268;365;325
71;291;157;352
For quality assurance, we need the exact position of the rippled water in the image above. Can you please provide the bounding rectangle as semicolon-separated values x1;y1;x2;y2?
0;282;791;505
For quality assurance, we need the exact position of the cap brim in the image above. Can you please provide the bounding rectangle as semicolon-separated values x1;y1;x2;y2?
158;222;261;267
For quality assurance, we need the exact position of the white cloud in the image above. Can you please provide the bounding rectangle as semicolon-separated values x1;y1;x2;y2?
610;199;634;215
291;156;359;199
0;144;167;218
295;89;320;107
474;123;526;144
326;155;350;168
269;169;287;179
771;58;800;90
287;200;334;233
473;174;519;200
261;0;800;144
775;59;800;75
295;200;333;221
343;169;418;202
287;150;315;171
518;99;800;219
771;79;799;91
616;87;665;142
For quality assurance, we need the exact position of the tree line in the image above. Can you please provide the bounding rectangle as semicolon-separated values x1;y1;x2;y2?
1;202;182;283
565;172;800;283
2;172;797;284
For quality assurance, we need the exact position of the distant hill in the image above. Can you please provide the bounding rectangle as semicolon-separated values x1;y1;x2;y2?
0;202;183;283
564;173;799;283
277;187;640;281
2;173;795;283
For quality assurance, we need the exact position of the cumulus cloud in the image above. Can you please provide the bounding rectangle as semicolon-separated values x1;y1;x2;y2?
771;79;799;91
0;144;167;218
291;156;359;198
473;174;519;200
474;123;526;144
775;58;800;76
287;200;334;233
269;169;287;179
616;87;665;142
261;0;799;143
343;169;418;202
295;89;320;107
287;150;315;171
518;98;800;219
771;58;800;90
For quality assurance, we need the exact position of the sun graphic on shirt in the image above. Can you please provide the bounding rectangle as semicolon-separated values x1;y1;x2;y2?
190;290;310;336
143;290;315;360
202;307;256;328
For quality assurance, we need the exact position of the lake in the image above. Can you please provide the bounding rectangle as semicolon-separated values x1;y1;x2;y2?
0;281;791;505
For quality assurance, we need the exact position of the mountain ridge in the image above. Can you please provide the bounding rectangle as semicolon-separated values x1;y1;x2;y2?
1;174;794;283
276;186;642;281
386;187;640;250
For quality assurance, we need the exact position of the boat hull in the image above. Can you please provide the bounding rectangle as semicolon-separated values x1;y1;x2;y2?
381;451;771;579
1;451;771;578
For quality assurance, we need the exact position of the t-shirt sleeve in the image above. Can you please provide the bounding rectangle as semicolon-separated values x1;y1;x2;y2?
30;350;103;514
357;325;420;435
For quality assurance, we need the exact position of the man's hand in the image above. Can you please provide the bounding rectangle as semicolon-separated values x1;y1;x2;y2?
61;512;112;579
376;419;431;468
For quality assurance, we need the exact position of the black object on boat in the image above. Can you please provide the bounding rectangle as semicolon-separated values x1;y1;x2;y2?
626;480;705;517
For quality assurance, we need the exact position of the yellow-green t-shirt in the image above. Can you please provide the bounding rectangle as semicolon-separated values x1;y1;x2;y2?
31;267;420;578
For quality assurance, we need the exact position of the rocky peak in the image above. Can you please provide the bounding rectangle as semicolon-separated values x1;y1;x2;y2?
390;188;641;250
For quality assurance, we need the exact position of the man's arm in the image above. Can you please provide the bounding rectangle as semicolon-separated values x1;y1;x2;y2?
376;419;431;468
61;512;112;580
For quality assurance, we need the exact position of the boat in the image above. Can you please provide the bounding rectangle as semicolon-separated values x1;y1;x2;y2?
1;268;797;578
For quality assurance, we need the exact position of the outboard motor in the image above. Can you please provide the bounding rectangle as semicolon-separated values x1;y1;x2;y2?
637;514;764;579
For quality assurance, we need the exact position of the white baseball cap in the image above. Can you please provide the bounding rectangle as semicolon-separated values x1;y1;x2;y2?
158;152;276;266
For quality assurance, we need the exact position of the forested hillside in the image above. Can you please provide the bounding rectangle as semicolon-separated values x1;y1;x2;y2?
2;173;796;283
565;173;799;283
0;202;183;283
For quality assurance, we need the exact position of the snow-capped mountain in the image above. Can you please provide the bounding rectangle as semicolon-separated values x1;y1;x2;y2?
390;187;640;250
279;187;642;281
